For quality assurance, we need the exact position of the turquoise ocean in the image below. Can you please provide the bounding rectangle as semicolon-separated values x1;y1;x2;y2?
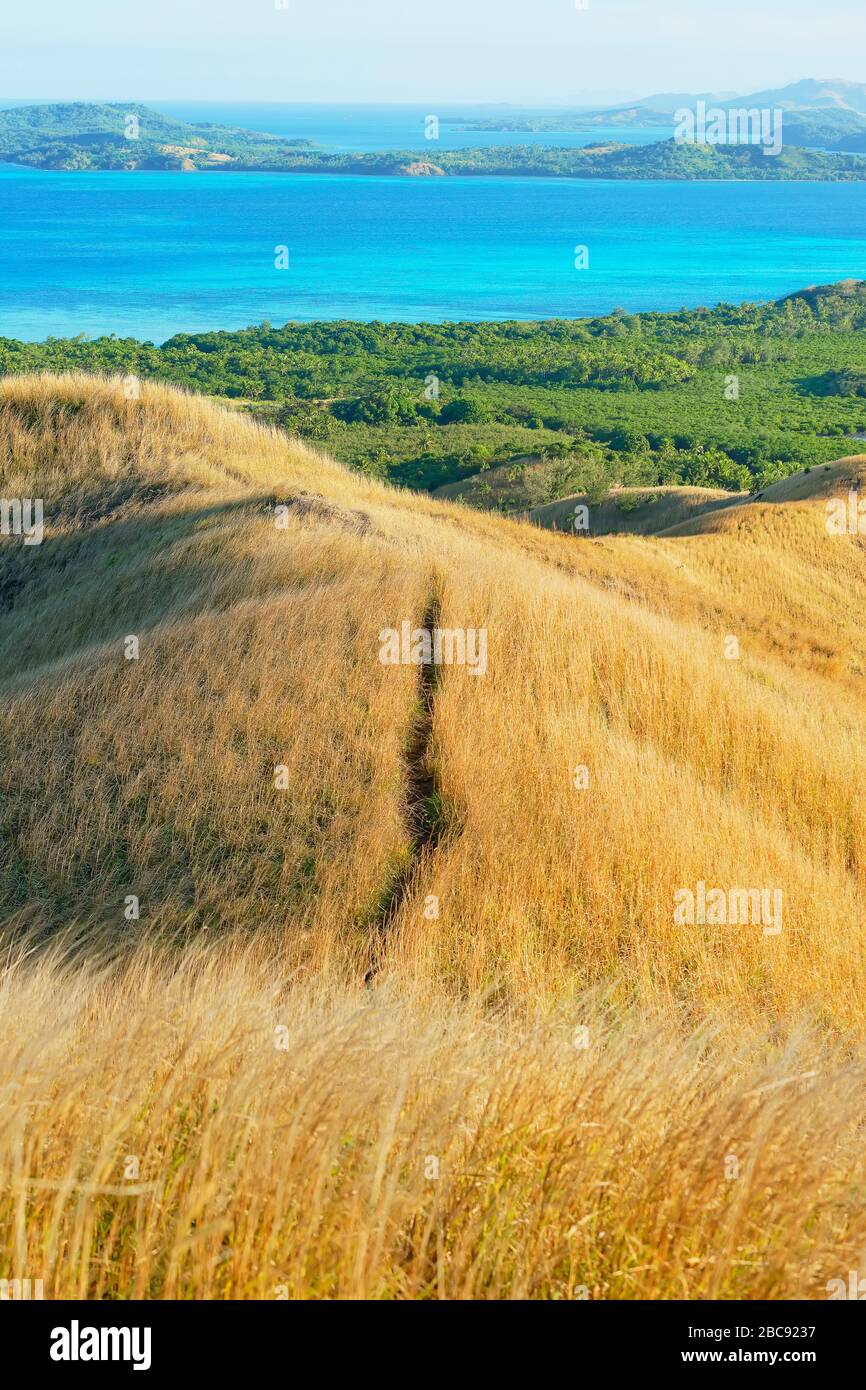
1;103;865;341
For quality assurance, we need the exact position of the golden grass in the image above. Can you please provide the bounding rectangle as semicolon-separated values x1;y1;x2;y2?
527;483;740;535
2;373;866;1299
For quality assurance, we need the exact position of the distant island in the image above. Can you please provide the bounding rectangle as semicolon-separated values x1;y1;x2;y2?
0;102;316;172
454;79;866;154
5;101;866;179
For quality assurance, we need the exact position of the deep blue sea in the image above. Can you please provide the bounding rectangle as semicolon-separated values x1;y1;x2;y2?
1;103;865;343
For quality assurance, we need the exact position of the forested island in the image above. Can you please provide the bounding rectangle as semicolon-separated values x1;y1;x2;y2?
5;102;866;178
4;281;866;506
0;102;315;171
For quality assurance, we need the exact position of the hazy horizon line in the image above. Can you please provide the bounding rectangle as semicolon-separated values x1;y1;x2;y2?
2;76;862;112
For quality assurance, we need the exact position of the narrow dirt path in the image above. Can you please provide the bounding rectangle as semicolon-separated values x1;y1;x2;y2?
365;593;444;983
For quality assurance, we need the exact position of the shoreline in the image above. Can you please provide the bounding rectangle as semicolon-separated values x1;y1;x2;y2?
1;161;863;187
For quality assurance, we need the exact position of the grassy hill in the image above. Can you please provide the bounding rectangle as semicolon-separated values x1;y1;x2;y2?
525;459;866;535
3;375;866;1299
526;483;742;534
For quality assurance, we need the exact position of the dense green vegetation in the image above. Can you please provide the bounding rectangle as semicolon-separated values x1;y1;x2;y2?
811;367;866;396
389;142;866;180
5;103;866;178
0;102;313;172
3;281;866;506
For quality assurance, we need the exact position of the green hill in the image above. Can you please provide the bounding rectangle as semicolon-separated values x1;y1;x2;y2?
0;101;313;171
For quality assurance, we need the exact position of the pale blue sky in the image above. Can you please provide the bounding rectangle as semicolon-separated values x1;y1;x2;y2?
2;0;864;105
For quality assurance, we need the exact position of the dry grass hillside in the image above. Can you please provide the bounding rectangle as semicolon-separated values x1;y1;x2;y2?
527;483;741;535
2;374;866;1300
